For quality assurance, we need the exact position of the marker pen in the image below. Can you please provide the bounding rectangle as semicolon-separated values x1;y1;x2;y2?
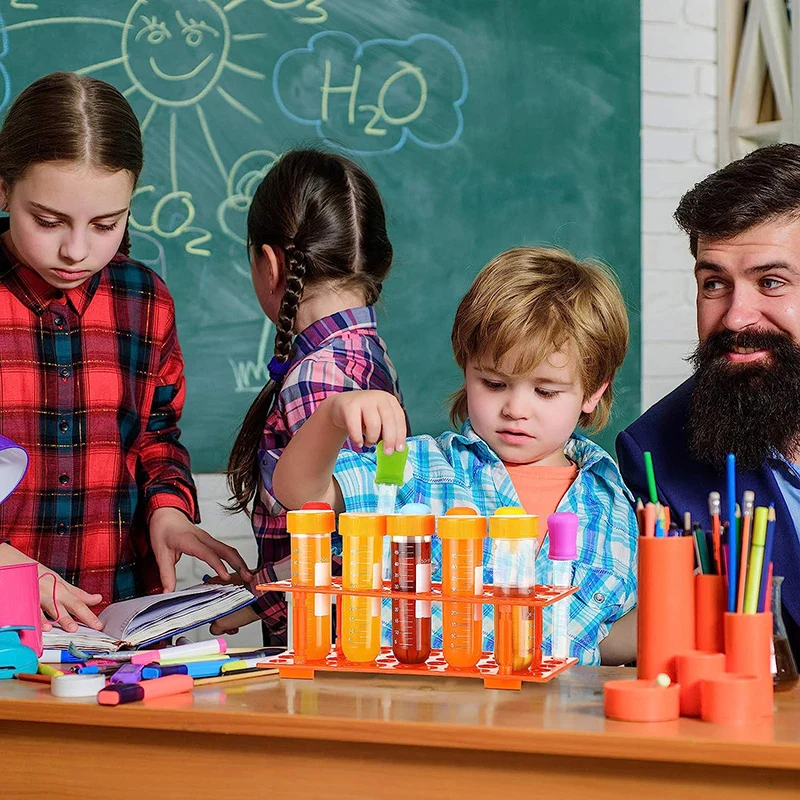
142;659;229;680
97;674;194;705
109;663;144;684
131;637;227;665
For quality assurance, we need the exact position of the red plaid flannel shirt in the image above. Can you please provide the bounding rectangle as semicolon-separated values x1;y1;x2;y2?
0;231;199;607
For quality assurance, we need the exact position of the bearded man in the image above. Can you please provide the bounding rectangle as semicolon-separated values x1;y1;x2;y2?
618;143;800;662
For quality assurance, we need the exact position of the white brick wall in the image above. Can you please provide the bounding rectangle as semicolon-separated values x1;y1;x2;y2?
183;3;722;646
641;0;717;408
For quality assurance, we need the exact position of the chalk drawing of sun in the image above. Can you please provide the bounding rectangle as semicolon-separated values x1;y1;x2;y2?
5;0;269;255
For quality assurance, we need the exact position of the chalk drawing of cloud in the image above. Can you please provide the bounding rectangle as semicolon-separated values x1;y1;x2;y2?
273;31;468;156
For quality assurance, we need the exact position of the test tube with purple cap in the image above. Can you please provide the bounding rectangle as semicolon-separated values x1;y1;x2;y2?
547;512;579;662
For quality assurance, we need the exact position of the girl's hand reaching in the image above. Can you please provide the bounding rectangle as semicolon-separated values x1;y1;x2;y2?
323;390;407;454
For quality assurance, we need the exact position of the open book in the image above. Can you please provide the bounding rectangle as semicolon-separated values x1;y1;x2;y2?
42;583;254;652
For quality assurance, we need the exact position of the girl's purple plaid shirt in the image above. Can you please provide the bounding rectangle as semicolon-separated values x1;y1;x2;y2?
250;306;405;636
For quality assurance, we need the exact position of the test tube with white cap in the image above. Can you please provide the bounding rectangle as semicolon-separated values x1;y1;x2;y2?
547;512;579;662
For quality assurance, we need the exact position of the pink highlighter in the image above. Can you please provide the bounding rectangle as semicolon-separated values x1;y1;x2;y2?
98;674;194;705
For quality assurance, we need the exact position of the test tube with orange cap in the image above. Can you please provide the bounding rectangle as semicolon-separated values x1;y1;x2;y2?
388;503;434;664
438;508;486;668
287;503;335;661
489;507;539;672
340;513;386;663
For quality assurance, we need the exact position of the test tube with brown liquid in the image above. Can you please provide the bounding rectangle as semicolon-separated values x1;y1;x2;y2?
287;505;335;662
438;509;487;668
388;505;434;664
489;508;538;672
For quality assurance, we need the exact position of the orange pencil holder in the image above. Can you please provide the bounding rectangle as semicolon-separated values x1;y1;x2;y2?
675;650;725;717
637;536;695;681
701;673;764;725
695;574;726;652
724;611;774;717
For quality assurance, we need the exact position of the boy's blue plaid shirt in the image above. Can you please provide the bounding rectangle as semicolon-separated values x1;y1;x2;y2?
335;421;638;665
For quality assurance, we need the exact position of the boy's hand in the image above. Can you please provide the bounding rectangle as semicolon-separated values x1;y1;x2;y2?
324;390;407;454
149;507;253;593
0;543;103;632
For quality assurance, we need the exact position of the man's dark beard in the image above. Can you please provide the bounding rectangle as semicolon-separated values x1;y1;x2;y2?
688;329;800;471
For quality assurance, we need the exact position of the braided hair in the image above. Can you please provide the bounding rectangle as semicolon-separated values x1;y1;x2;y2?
226;149;393;513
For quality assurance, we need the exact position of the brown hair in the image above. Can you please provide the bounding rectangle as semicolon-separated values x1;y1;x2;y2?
226;148;394;513
674;143;800;257
0;72;143;254
449;247;629;432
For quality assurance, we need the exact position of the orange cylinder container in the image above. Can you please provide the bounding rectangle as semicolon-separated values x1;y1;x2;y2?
724;611;774;717
340;513;386;663
675;650;726;717
438;511;486;668
637;536;695;681
288;506;335;662
695;574;725;652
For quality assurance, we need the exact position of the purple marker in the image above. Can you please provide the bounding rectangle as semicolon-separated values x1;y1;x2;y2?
109;663;144;684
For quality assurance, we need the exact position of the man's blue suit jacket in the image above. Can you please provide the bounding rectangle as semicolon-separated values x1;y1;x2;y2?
617;377;800;662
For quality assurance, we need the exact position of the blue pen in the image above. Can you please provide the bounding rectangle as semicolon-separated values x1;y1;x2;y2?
726;453;737;612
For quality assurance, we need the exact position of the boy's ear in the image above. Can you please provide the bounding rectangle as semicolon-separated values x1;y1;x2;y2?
582;380;610;415
0;178;9;212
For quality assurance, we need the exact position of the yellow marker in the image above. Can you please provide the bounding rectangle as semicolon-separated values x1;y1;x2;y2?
38;663;64;678
743;507;769;614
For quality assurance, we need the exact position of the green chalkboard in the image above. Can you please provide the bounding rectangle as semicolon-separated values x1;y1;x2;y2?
0;0;640;472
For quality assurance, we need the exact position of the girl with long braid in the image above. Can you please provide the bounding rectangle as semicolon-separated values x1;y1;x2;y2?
216;149;405;640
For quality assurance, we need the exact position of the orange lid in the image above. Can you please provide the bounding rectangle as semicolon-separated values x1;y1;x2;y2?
603;678;680;722
445;507;478;516
438;513;486;540
386;514;435;537
339;513;386;538
287;504;335;534
489;507;539;539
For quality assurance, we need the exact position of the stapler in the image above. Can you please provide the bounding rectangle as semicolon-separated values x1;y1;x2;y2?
0;626;38;679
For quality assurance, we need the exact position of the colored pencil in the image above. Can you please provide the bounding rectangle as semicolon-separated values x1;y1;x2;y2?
709;491;722;575
758;506;776;613
643;451;658;504
726;454;737;612
193;668;279;687
643;503;656;538
736;491;754;613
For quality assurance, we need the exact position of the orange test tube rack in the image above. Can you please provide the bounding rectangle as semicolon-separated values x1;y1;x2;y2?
256;577;578;690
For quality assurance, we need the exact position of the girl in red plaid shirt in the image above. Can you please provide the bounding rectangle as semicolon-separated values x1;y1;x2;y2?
218;150;406;640
0;73;252;634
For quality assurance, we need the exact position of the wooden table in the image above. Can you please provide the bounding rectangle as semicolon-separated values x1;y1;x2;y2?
0;666;798;799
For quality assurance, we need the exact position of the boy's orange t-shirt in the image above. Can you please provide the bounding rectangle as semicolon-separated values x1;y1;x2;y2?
503;462;579;524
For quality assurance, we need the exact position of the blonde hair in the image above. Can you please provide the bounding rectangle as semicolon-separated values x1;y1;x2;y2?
450;247;629;432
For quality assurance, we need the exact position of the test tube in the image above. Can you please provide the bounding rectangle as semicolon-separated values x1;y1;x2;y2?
489;507;539;672
547;512;579;662
287;504;335;661
388;503;434;664
438;509;487;668
340;513;386;663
